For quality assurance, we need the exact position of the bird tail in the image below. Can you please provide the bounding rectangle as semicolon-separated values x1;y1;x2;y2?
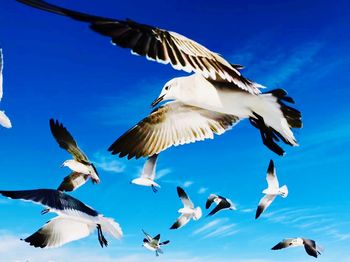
98;216;123;239
249;89;302;156
193;207;202;220
279;185;288;198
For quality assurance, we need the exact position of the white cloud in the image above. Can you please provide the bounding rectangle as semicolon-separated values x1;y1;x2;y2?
197;187;208;194
202;224;236;239
192;219;224;235
156;168;171;179
183;181;194;188
93;152;126;173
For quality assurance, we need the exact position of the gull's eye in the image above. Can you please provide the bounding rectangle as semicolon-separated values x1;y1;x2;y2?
165;85;169;91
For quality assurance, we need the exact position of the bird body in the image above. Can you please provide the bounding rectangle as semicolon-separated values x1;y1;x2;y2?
272;237;321;258
205;194;236;216
142;230;169;256
131;154;160;192
62;159;99;183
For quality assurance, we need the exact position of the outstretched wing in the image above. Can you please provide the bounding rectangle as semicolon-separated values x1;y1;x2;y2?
0;189;98;217
108;102;239;159
17;0;263;94
205;194;217;209
207;199;231;216
57;172;90;192
141;154;158;180
271;238;295;250
177;186;193;208
266;160;279;189
255;194;276;219
23;216;95;248
49;119;89;164
303;239;319;258
170;214;191;230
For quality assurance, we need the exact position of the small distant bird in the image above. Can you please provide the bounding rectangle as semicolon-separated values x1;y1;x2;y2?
142;229;170;256
50;119;100;192
255;160;288;219
0;48;12;128
131;154;160;192
205;194;236;216
272;238;321;258
170;187;202;229
0;189;123;248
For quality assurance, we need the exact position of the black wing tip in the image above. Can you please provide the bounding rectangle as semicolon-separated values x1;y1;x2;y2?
170;222;179;230
255;206;263;219
267;160;275;173
176;186;185;195
22;232;47;248
271;242;283;250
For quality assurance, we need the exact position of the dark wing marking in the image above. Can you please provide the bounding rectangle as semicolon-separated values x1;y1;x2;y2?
108;102;239;159
0;189;98;217
205;194;217;209
207;199;231;216
170;214;190;230
49;119;89;164
57;172;90;192
177;186;193;208
271;239;292;250
17;0;262;94
160;240;170;246
303;239;319;258
255;194;276;219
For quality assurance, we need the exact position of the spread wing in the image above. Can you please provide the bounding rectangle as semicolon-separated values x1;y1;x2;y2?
108;102;239;159
177;186;193;208
266;160;279;189
0;189;98;217
49;119;89;164
57;172;90;192
255;194;276;219
271;238;295;250
207;199;231;217
23;216;95;248
17;0;263;94
141;154;158;180
170;214;191;230
303;239;319;258
0;111;11;128
205;194;217;209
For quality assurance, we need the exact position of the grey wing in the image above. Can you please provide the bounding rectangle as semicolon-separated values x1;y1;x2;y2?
170;214;190;230
266;160;279;189
177;186;193;208
0;189;98;217
49;119;89;163
271;239;295;250
205;194;217;209
57;172;90;192
108;102;239;159
141;154;158;180
17;0;262;94
255;194;276;219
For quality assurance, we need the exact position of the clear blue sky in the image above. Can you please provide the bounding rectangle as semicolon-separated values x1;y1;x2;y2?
0;0;349;261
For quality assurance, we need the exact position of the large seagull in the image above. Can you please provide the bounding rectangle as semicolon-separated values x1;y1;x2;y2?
18;0;302;159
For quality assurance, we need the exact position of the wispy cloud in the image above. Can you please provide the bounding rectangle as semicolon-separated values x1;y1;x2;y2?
202;224;237;239
183;181;194;188
93;152;126;173
197;187;208;194
192;219;225;235
157;168;171;179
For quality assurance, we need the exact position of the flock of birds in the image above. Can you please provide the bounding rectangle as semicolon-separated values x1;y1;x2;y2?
0;0;323;259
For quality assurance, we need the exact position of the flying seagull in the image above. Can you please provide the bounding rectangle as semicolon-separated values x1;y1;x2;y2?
272;238;321;258
131;154;160;192
0;48;12;128
0;189;123;248
206;194;236;217
17;0;302;159
255;160;288;219
170;186;202;229
50;119;100;192
142;230;170;256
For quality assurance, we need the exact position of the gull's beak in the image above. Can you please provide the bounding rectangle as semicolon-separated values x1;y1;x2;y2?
151;94;165;108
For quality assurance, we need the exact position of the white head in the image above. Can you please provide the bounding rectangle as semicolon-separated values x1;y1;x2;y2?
151;77;190;107
61;159;75;169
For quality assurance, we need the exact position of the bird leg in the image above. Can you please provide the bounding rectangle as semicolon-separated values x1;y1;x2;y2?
152;185;158;193
97;224;108;247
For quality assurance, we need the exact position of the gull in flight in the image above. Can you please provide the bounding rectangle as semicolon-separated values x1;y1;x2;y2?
272;238;322;258
50;119;100;192
17;0;302;159
0;48;12;128
255;160;288;219
142;230;170;256
131;154;160;192
0;189;123;248
170;186;202;230
206;194;236;217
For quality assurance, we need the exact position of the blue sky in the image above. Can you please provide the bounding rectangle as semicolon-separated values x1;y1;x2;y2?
0;0;350;261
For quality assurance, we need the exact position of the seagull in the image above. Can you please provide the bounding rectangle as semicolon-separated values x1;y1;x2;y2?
131;154;160;193
205;194;236;217
0;189;123;248
142;230;170;257
50;119;100;192
170;186;202;229
255;160;288;219
0;48;12;128
17;0;302;159
271;238;322;258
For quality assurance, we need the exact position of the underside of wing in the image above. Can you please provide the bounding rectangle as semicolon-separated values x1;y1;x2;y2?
170;214;190;230
266;160;279;189
177;186;193;208
23;216;94;248
207;200;231;216
17;0;263;94
108;102;239;159
255;194;276;219
49;119;89;163
57;172;89;192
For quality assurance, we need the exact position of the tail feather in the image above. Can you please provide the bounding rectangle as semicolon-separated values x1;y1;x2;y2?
279;185;288;198
249;89;302;155
98;217;123;240
193;207;202;220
